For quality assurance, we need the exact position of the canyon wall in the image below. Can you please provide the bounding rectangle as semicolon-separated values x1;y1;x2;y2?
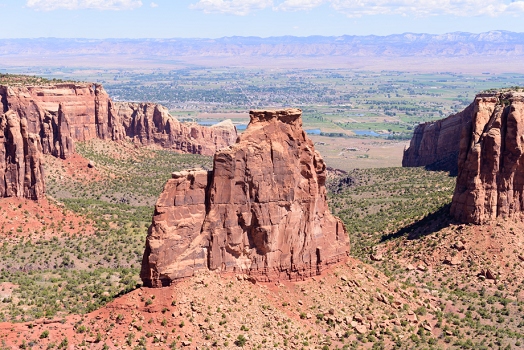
113;102;237;156
141;109;350;287
0;83;237;158
0;110;45;200
451;91;524;224
0;82;237;200
402;105;474;174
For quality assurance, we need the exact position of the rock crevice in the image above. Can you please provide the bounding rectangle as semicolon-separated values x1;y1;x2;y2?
141;109;350;287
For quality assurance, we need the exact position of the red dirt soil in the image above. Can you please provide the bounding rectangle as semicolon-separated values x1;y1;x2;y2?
0;197;95;241
0;258;439;349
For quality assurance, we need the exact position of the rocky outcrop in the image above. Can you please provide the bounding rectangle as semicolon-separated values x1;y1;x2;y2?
113;103;237;156
0;83;94;158
451;91;524;224
141;109;350;287
0;82;237;200
402;105;474;174
0;110;45;200
0;83;237;159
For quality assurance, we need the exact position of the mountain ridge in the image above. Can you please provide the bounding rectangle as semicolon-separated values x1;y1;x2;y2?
2;31;524;58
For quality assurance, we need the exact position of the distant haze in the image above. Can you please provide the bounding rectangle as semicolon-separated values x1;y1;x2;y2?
2;31;524;58
2;31;524;73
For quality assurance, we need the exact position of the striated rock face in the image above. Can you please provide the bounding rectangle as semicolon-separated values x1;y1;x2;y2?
113;102;237;156
141;109;350;287
0;83;237;159
402;105;474;174
0;83;95;158
0;81;237;201
451;91;524;224
0;110;45;200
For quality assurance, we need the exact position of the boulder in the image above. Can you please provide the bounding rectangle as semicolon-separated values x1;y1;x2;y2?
141;109;350;287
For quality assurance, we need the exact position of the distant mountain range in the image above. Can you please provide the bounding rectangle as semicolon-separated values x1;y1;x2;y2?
1;31;524;58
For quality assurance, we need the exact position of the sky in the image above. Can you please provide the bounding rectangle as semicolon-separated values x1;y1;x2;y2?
1;0;524;38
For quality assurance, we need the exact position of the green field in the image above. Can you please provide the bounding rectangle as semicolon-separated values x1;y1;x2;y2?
4;67;524;139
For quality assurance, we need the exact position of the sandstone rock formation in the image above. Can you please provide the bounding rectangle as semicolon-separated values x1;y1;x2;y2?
0;81;237;200
0;110;45;200
113;102;237;155
0;83;237;158
141;109;350;287
451;91;524;224
402;105;474;174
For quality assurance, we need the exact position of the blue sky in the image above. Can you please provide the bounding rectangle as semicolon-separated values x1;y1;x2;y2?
1;0;524;38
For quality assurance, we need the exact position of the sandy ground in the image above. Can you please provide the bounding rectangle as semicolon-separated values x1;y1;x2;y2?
309;135;408;171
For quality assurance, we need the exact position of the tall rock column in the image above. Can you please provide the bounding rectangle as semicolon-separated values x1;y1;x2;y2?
0;110;45;200
451;92;524;224
141;109;350;287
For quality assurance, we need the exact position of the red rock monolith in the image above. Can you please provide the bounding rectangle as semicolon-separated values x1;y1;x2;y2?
451;91;524;224
141;109;350;287
0;110;45;200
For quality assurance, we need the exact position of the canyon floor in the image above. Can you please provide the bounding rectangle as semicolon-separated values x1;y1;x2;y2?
0;140;522;349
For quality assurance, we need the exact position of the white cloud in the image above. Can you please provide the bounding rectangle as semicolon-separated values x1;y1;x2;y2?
190;0;273;15
26;0;143;11
150;1;158;7
327;0;520;17
275;0;325;11
191;0;524;17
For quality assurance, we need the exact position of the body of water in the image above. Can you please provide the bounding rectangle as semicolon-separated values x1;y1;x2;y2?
353;130;385;137
197;121;247;131
305;129;321;135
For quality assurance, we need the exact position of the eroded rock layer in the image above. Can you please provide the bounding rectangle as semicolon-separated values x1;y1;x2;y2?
113;102;237;156
0;82;237;200
451;92;524;224
402;105;474;174
141;109;350;287
0;83;237;158
0;110;45;200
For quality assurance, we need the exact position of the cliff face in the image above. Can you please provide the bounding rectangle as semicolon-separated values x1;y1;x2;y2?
402;105;474;174
0;83;237;159
0;82;237;200
113;102;237;156
141;109;350;287
451;92;524;224
0;110;45;200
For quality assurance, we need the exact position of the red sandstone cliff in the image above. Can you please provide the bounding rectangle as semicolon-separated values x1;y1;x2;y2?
0;82;237;200
0;83;237;158
141;109;350;287
113;102;237;156
0;110;45;200
402;105;474;174
451;91;524;224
